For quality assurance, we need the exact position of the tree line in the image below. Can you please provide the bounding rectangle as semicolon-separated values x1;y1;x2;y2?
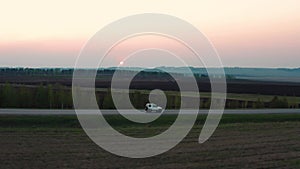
0;83;72;109
0;83;292;109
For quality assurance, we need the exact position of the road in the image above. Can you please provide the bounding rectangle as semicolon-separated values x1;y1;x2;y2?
0;109;299;115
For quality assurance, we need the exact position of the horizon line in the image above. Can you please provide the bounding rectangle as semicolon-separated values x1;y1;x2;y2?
0;66;300;70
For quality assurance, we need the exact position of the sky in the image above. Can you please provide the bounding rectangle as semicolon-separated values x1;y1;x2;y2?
0;0;299;68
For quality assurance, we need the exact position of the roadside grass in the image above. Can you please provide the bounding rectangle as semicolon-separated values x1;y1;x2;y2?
0;114;299;129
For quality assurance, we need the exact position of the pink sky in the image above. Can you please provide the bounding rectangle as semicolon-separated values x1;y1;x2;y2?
0;0;299;68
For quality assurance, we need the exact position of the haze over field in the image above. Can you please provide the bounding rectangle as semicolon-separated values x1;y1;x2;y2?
0;0;299;68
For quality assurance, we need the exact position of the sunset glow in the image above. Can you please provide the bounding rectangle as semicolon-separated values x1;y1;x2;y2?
1;0;299;67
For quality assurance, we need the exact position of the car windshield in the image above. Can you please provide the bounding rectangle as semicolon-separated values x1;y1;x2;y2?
152;104;157;107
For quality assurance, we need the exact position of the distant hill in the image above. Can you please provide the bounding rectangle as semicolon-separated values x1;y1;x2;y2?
106;67;300;82
1;67;300;82
152;67;300;82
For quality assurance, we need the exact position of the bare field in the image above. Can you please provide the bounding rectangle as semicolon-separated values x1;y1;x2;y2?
0;115;299;169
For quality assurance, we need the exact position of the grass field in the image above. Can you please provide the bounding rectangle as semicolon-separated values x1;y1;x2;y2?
99;88;300;107
0;114;299;169
100;88;300;103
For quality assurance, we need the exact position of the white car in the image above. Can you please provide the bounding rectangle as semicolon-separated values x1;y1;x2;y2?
145;103;163;113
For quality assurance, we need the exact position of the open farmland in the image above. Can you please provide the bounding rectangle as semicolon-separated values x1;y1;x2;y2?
0;114;299;169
